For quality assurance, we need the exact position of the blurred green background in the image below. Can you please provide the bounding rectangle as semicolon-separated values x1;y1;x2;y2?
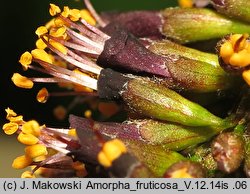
0;0;177;177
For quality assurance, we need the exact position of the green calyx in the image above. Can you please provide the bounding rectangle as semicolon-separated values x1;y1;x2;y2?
126;140;186;177
122;78;235;127
162;8;250;43
244;136;250;177
149;40;236;92
149;39;218;66
211;0;250;23
136;119;233;151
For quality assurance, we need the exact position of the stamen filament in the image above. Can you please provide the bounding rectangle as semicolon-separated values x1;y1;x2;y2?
59;15;103;43
46;144;70;154
33;58;99;90
45;128;71;135
66;32;100;56
52;35;99;55
31;153;66;173
46;34;100;68
80;18;110;40
49;91;98;97
83;0;107;27
67;49;101;69
29;65;54;75
41;36;102;75
30;77;68;83
66;27;104;52
29;61;81;84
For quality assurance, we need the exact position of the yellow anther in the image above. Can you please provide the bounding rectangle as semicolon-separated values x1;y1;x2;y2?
12;155;32;169
5;108;22;124
230;34;249;54
22;120;41;137
21;171;36;178
31;165;43;176
98;139;127;167
2;122;19;135
37;88;49;103
54;17;65;27
11;73;34;89
36;38;47;50
237;34;249;51
46;53;55;64
53;105;67;120
49;4;61;16
31;49;53;64
19;51;32;70
80;9;96;26
61;6;70;18
105;139;127;155
229;50;250;67
169;168;193;178
230;34;245;47
178;0;193;8
69;9;81;22
68;128;77;137
49;26;67;38
25;144;48;159
49;40;67;55
242;69;250;86
18;132;39;145
220;42;234;63
35;26;48;37
4;108;23;126
84;110;92;118
98;151;112;167
8;115;24;125
33;155;46;162
220;34;250;68
5;107;17;119
45;18;56;29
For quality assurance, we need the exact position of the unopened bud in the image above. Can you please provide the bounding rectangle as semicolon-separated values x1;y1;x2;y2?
212;132;244;174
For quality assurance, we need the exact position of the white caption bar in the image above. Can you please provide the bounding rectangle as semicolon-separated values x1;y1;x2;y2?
0;178;249;194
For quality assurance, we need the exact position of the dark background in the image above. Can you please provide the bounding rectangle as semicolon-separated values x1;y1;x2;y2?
0;0;177;127
0;0;177;177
